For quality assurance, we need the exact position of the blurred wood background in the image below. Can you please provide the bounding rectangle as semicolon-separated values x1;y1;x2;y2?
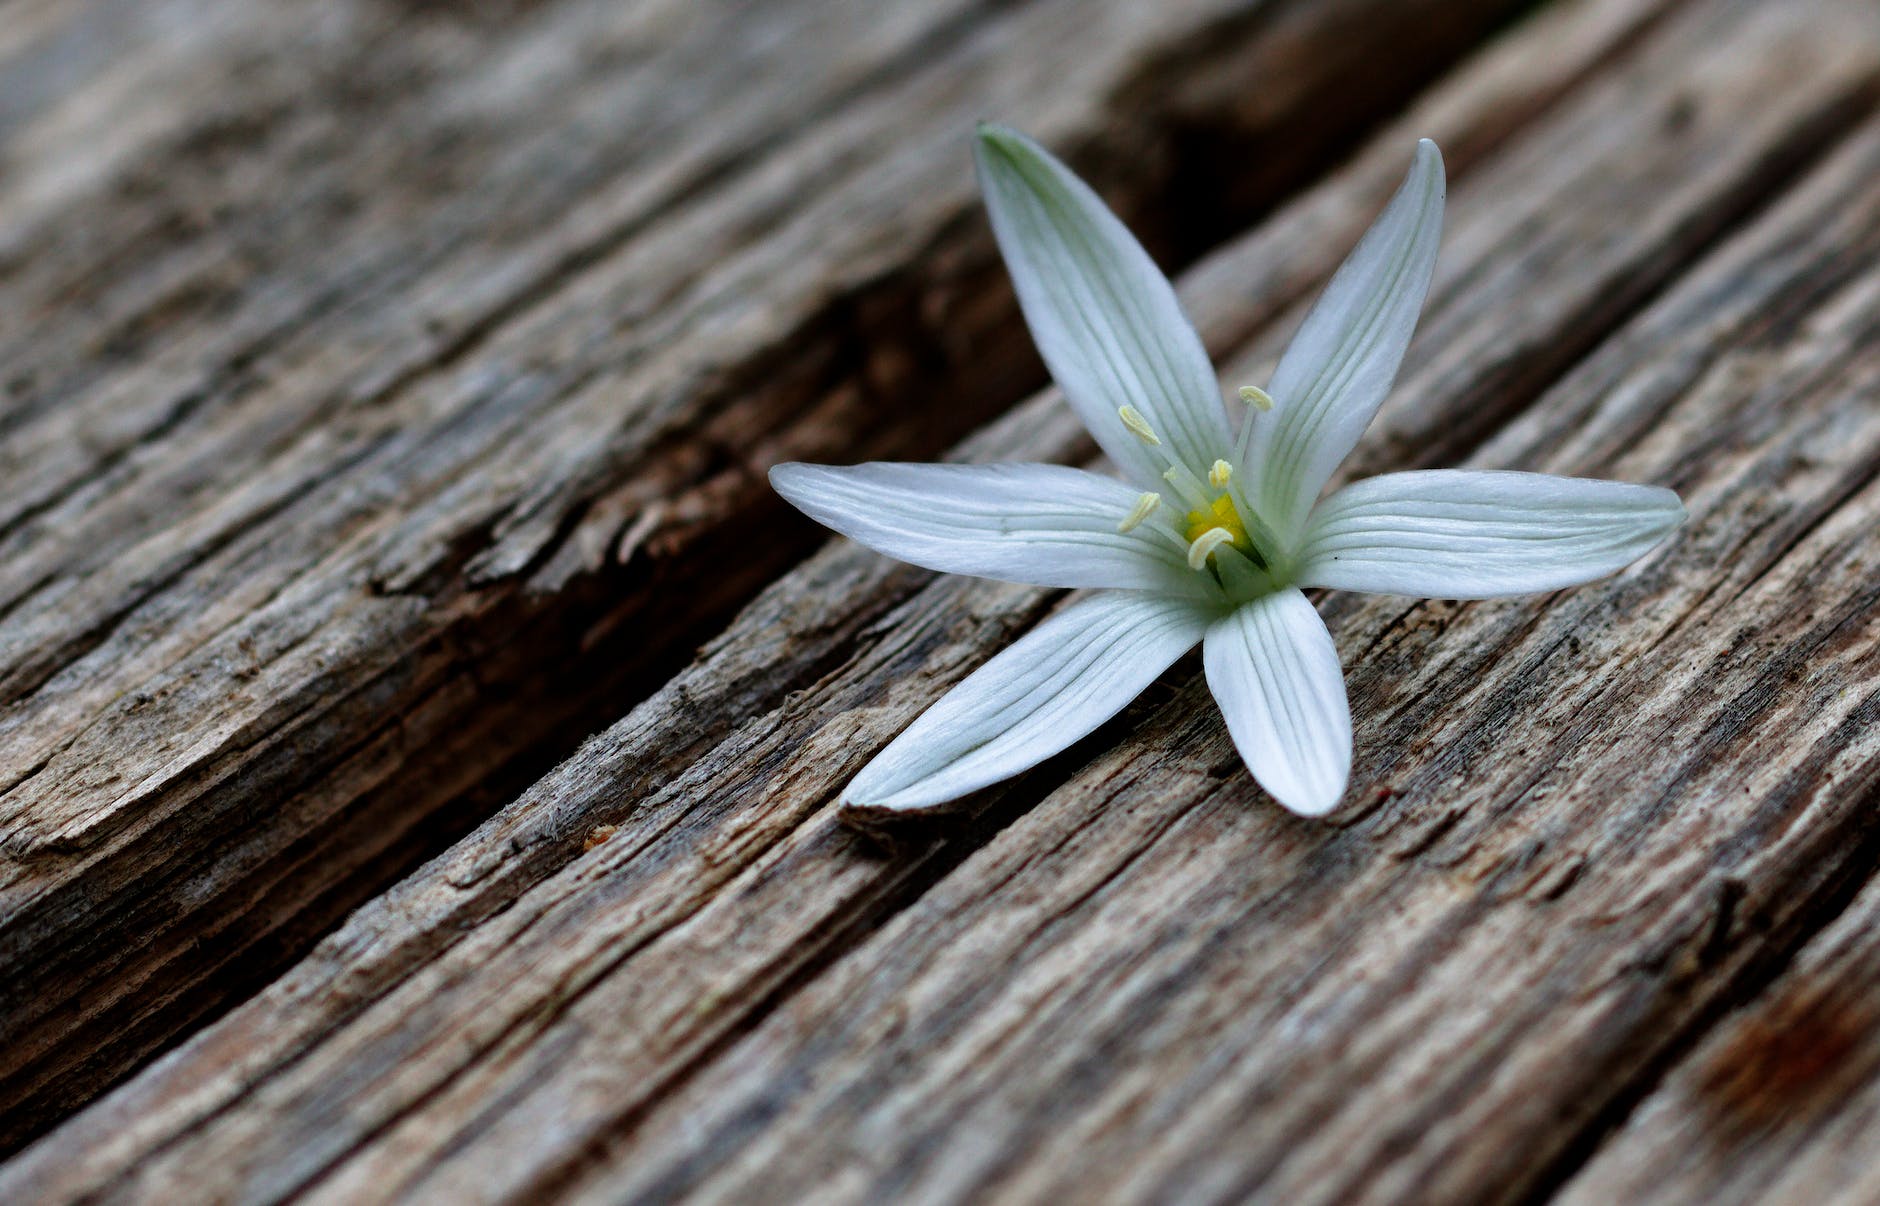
0;0;1877;1200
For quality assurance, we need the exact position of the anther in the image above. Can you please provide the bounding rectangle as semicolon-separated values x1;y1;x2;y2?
1208;459;1233;489
1239;385;1275;412
1187;526;1235;570
1117;405;1162;446
1117;492;1161;534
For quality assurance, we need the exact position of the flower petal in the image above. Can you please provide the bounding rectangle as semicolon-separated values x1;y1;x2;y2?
1296;469;1686;598
976;124;1231;490
1241;140;1446;546
845;592;1214;812
770;461;1212;596
1203;589;1351;816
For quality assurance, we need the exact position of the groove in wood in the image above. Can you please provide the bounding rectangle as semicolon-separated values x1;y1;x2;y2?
12;0;1879;1198
0;0;1532;1146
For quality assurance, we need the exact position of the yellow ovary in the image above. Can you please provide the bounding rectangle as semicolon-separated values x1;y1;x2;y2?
1185;494;1251;552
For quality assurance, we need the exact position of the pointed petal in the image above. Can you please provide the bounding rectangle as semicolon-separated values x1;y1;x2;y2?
976;124;1231;489
1203;589;1351;816
1241;140;1446;545
844;592;1213;812
1297;469;1686;598
771;461;1212;597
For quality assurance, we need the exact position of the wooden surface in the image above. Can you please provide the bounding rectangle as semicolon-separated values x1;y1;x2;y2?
1;0;1877;1201
0;0;1522;1143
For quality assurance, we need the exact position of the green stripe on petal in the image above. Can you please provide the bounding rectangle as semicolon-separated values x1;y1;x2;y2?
1296;469;1686;598
770;461;1217;598
975;124;1233;491
1203;589;1351;816
1241;140;1446;548
845;592;1215;812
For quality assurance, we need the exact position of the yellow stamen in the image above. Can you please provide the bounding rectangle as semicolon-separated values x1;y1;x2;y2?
1117;405;1162;446
1208;459;1233;489
1187;527;1235;570
1239;385;1275;412
1117;492;1161;534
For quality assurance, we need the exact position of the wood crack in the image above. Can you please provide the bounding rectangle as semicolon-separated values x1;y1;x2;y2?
6;0;1879;1198
6;0;1528;1147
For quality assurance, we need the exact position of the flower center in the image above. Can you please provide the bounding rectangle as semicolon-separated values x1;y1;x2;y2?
1184;493;1250;553
1113;405;1280;600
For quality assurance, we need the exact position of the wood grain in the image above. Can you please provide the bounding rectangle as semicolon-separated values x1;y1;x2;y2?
582;102;1880;1206
9;0;1877;1198
1560;871;1880;1206
0;0;1533;1144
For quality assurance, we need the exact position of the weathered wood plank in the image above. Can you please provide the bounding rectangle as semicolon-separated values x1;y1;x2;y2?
0;0;1528;1143
8;0;1873;1197
586;115;1880;1204
1560;872;1880;1206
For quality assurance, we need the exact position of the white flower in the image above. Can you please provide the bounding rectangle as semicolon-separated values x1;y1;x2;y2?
772;125;1684;817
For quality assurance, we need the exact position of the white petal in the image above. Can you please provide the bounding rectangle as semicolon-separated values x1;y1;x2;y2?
1203;589;1351;816
1297;470;1686;598
771;461;1212;597
976;124;1232;490
845;592;1214;812
1241;140;1446;546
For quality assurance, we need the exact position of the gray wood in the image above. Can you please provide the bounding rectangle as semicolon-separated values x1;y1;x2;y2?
10;0;1878;1199
1560;872;1880;1206
587;97;1880;1206
0;0;1528;1142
